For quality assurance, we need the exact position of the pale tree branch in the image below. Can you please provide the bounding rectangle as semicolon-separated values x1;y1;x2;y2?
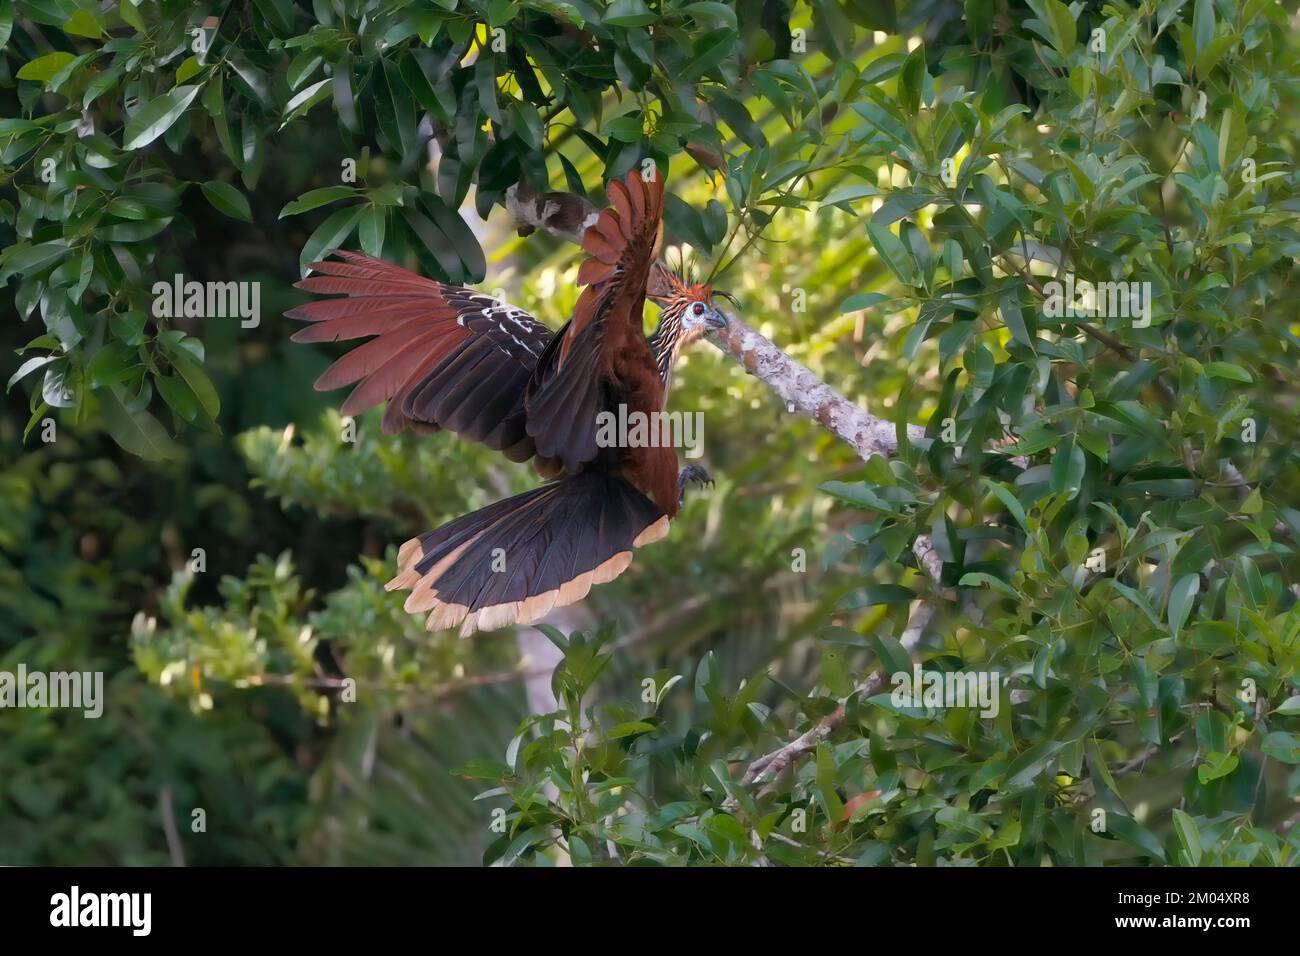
708;314;926;458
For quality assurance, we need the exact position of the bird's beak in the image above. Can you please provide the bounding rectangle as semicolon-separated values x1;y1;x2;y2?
710;291;738;330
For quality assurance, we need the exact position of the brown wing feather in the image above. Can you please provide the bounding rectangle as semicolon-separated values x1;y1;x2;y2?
606;179;635;233
559;168;666;359
290;252;553;444
523;167;667;470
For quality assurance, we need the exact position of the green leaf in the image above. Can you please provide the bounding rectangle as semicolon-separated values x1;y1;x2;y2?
866;222;914;285
936;805;985;838
1085;739;1121;799
0;240;71;283
988;818;1021;851
8;355;58;391
958;572;1020;600
999;291;1033;349
1203;361;1252;383
299;206;363;276
702;199;727;245
1171;809;1202;865
820;648;854;698
200;181;252;222
1196;33;1235;76
1106;813;1166;862
167;348;220;422
840;291;890;312
679;2;738;30
1197;751;1238;784
63;9;103;38
1005;740;1063;788
42;363;76;408
867;631;912;678
155;373;204;425
840;584;916;608
509;100;544;151
821;184;880;208
1275;696;1300;716
535;624;568;652
175;55;203;84
281;78;331;127
280;186;359;218
1049;437;1086;499
707;91;764;148
1261;732;1300;764
1060;154;1095;201
86;343;139;388
118;0;145;31
603;0;657;26
1043;0;1077;58
898;45;925;115
1192;0;1214;61
814;744;845;823
99;386;181;460
1168;573;1199;638
101;218;172;243
377;59;417;158
982;479;1028;531
606;721;656;740
407;194;485;283
681;30;737;80
17;52;76;85
359;205;386;257
123;85;202;150
286;52;322;91
110;311;148;346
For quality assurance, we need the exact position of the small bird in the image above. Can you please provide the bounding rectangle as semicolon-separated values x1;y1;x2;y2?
287;168;728;635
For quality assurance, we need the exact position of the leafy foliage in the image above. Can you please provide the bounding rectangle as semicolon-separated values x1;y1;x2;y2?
3;0;1299;865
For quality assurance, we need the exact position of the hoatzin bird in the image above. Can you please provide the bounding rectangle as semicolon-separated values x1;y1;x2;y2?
287;169;728;635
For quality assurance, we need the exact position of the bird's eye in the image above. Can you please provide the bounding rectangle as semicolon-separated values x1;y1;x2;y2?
692;302;705;316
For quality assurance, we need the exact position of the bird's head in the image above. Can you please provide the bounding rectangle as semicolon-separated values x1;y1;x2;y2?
648;261;729;347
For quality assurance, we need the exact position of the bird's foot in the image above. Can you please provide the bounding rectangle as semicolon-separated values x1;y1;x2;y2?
678;464;715;504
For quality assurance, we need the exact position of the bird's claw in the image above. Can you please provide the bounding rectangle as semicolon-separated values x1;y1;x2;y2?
678;464;715;504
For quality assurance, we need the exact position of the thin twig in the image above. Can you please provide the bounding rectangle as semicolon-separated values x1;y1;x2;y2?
739;600;937;799
159;786;186;867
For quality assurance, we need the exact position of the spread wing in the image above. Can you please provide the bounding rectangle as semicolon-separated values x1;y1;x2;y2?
287;251;552;460
524;167;666;470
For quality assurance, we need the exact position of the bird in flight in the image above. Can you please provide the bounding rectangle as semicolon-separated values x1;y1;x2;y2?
287;168;728;635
